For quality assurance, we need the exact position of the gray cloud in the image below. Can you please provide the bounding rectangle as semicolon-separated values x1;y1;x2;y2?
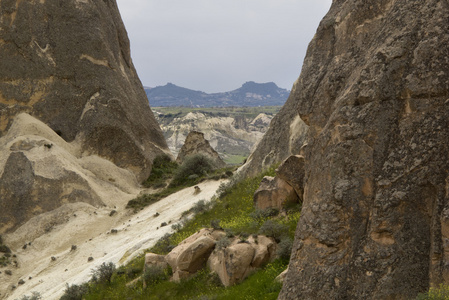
116;0;332;93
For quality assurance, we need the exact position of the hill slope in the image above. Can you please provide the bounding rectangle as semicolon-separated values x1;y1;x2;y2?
145;82;290;107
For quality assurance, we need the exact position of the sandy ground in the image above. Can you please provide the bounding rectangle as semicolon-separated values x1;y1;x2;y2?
1;179;225;300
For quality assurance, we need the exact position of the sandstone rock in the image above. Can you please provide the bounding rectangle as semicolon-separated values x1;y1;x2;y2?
279;1;449;299
0;0;169;181
248;235;277;268
208;242;255;286
166;228;225;281
275;155;305;201
253;176;299;210
144;253;168;272
176;131;226;168
0;114;138;233
276;268;288;283
238;89;309;178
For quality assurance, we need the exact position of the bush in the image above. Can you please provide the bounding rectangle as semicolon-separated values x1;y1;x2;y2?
91;262;116;284
144;265;172;286
416;285;449;300
17;291;41;300
152;233;176;254
210;219;222;230
258;220;289;242
276;237;293;260
216;237;231;250
170;155;216;187
60;283;89;300
250;208;280;221
143;154;178;188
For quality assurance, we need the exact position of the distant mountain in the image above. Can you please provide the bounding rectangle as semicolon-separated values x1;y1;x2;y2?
144;82;290;107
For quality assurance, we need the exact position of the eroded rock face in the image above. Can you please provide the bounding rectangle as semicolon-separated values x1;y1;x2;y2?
275;155;305;201
238;86;308;178
176;131;226;168
280;1;449;299
253;176;299;211
0;0;169;181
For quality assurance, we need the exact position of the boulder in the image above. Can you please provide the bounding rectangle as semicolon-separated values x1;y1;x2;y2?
253;176;299;210
176;131;226;168
144;253;168;271
0;0;169;182
166;228;225;281
248;235;277;268
275;155;305;201
208;242;255;287
279;0;449;299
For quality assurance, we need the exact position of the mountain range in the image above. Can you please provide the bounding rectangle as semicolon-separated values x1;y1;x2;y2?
144;81;290;107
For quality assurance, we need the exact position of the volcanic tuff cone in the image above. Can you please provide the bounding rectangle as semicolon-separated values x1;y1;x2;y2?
0;0;169;182
279;0;449;299
176;131;226;168
0;0;170;233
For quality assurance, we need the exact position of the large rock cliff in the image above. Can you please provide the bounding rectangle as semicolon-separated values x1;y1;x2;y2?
0;0;168;181
0;0;169;233
279;0;449;299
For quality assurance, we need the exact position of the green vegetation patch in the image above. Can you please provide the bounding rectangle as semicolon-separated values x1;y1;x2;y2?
142;154;178;189
416;285;449;300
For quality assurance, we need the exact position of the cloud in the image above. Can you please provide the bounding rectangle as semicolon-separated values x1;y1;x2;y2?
116;0;332;93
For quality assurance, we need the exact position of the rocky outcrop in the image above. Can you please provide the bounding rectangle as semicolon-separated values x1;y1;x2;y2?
145;229;277;286
176;131;226;168
253;176;299;211
280;0;449;299
238;87;309;178
0;113;139;233
275;155;305;202
0;0;169;181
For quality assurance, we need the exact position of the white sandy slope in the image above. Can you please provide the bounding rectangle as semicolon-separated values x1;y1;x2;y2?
2;180;224;300
0;113;225;299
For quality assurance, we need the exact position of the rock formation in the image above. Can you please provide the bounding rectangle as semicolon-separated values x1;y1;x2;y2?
176;131;226;168
253;176;299;211
0;0;169;182
279;0;449;299
238;87;308;178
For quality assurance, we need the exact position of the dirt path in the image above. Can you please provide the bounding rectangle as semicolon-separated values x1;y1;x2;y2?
2;180;225;300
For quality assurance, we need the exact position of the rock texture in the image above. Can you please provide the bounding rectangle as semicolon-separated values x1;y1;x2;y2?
275;155;305;201
176;131;226;167
238;86;309;177
279;1;449;299
253;176;299;211
0;0;169;181
0;113;138;233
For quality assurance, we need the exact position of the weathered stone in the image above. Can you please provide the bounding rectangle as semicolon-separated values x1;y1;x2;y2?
176;131;226;168
0;0;169;182
166;228;224;281
238;87;309;178
208;242;255;286
253;176;299;210
144;253;168;271
248;235;277;268
279;1;449;299
275;155;305;201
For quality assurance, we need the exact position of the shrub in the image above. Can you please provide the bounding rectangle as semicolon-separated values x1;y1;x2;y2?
216;237;231;250
250;208;280;222
258;220;289;242
276;237;293;260
152;233;176;254
210;219;222;230
191;200;210;215
170;155;216;187
143;154;178;188
17;291;41;300
90;262;116;284
144;265;172;286
60;283;89;300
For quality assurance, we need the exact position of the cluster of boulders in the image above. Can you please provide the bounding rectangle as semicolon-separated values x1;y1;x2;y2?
253;154;305;211
144;228;277;286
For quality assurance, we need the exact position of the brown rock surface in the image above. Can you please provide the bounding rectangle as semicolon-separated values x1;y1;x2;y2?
0;0;169;181
279;0;449;299
275;155;305;201
253;176;299;211
176;131;226;167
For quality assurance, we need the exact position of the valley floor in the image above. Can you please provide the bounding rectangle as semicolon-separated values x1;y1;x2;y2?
1;180;225;300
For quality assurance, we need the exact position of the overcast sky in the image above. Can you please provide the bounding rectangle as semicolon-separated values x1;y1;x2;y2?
116;0;332;93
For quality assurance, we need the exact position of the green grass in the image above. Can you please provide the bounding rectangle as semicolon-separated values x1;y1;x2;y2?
64;165;300;300
416;285;449;300
223;154;247;165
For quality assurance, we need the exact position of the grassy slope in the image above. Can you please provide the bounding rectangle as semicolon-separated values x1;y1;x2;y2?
75;166;300;300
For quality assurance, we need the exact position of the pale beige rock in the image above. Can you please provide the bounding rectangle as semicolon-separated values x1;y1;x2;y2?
144;253;168;271
275;155;305;201
176;131;226;168
208;242;255;286
248;235;277;268
253;176;299;210
276;268;288;283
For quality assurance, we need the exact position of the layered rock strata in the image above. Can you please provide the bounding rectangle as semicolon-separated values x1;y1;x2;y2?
280;0;449;299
